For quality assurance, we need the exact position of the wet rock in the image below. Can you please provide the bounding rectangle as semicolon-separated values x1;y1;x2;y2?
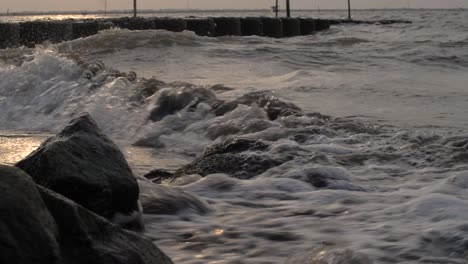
154;18;187;32
241;17;264;36
213;17;242;36
300;18;316;35
111;17;155;30
16;113;141;229
0;165;61;264
203;137;269;157
261;17;283;38
315;19;331;31
281;18;301;37
39;186;174;264
130;78;166;103
143;169;174;184
209;84;235;92
149;86;223;122
175;138;281;179
186;18;216;37
214;91;302;120
287;248;372;264
0;23;20;49
139;180;209;215
19;21;50;47
72;20;100;39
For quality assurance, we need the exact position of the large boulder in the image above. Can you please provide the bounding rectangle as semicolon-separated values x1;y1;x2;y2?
0;165;61;264
39;186;174;264
149;86;223;122
16;113;142;229
214;91;302;120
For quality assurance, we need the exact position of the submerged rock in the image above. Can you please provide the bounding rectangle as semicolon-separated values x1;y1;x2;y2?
0;165;61;264
149;86;222;122
39;186;174;264
16;113;141;229
139;180;209;215
214;91;302;120
175;138;282;179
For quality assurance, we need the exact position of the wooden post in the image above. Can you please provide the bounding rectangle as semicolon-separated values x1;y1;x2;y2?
348;0;351;20
275;0;279;17
133;0;137;17
286;0;291;18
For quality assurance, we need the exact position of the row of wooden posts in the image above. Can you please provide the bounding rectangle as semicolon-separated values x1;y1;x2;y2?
131;1;353;20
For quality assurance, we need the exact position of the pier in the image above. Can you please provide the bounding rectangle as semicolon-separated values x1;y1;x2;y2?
0;17;411;49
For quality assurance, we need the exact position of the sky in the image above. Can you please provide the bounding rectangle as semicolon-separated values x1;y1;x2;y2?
0;0;467;12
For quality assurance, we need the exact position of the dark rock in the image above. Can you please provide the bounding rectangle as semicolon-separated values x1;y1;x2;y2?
130;78;167;103
175;152;281;179
139;180;209;215
260;17;283;38
46;21;74;43
281;18;301;37
186;18;216;37
241;17;264;36
315;19;331;31
214;91;302;120
203;138;269;157
0;23;20;49
16;113;141;229
143;169;174;184
111;17;155;30
209;84;235;92
213;17;242;36
39;186;174;264
175;138;280;179
299;18;316;35
149;86;223;122
0;165;61;264
72;21;100;39
19;21;50;47
154;18;187;32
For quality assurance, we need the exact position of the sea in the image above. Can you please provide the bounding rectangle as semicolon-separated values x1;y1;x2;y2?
1;9;468;263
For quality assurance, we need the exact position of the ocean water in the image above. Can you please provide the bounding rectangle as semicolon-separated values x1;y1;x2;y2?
1;9;468;263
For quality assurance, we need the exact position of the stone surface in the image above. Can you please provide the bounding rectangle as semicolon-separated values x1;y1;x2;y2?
0;23;20;49
72;21;100;39
214;91;302;120
154;18;187;32
186;18;216;37
213;17;242;36
0;165;61;264
39;186;174;264
299;18;316;35
149;86;222;122
241;17;264;36
281;18;301;37
175;138;281;179
16;113;141;227
261;17;283;38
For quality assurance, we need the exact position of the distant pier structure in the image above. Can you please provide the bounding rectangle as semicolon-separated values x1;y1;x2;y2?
0;16;411;49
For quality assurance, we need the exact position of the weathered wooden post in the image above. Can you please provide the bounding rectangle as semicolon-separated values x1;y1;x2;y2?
348;0;352;20
275;0;279;17
133;0;137;17
286;0;291;18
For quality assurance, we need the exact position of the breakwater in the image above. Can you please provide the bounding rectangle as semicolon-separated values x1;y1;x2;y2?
0;17;411;49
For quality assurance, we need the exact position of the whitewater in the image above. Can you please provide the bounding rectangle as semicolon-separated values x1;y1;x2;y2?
1;9;468;263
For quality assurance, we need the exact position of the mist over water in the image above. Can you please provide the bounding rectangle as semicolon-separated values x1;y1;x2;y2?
1;9;468;264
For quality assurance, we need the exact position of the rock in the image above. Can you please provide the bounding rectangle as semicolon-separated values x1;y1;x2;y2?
39;186;174;264
186;18;216;37
72;21;100;39
139;180;209;215
0;23;20;49
213;17;242;36
143;169;174;184
16;113;141;229
154;18;187;32
241;17;264;36
281;18;301;37
214;91;302;120
315;19;331;31
286;248;372;264
0;165;61;264
300;18;316;35
175;138;281;179
111;17;155;30
149;86;223;122
260;17;283;38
